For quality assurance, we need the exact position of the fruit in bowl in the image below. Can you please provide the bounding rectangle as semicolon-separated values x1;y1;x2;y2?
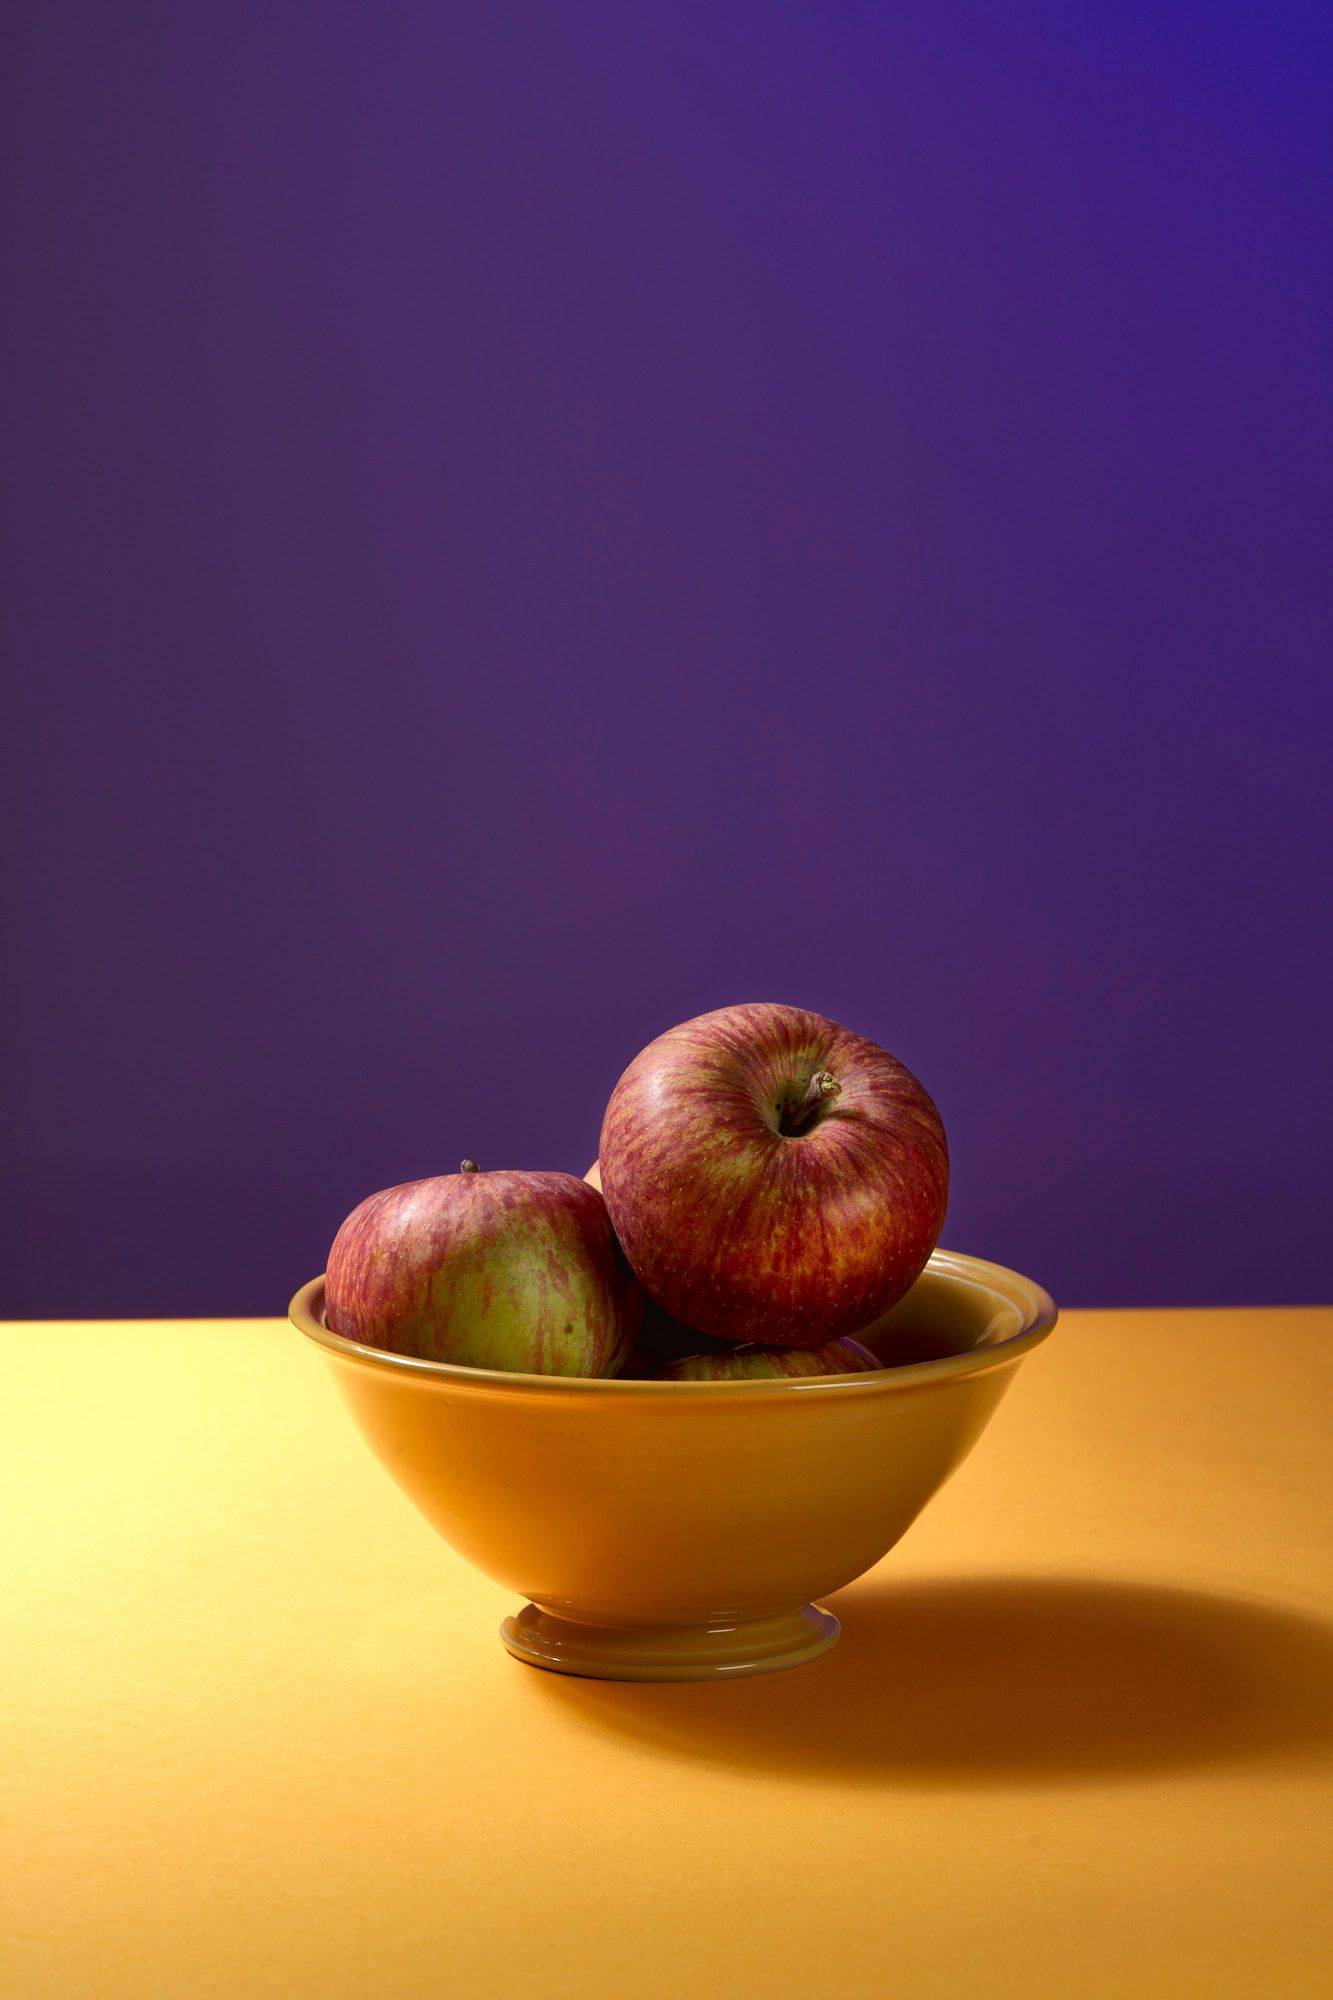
655;1336;879;1381
599;1002;948;1346
325;1162;642;1376
297;1000;1055;1680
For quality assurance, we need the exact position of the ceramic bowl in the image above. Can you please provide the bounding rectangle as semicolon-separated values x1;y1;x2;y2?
289;1248;1055;1682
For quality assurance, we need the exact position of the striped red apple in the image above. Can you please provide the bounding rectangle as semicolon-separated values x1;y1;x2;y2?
655;1336;880;1382
325;1163;642;1375
599;1002;947;1347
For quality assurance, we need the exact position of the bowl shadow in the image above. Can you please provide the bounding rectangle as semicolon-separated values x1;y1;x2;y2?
521;1575;1333;1789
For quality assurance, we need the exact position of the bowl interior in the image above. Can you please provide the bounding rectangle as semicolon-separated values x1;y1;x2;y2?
855;1260;1026;1368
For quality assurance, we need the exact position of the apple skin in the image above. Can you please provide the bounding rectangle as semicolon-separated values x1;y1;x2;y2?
599;1002;948;1346
655;1336;879;1382
325;1167;643;1376
584;1159;602;1191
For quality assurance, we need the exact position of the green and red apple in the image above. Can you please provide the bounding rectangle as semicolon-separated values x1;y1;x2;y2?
325;1163;642;1375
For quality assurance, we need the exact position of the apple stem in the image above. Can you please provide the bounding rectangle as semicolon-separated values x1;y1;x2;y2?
779;1070;842;1135
459;1159;480;1173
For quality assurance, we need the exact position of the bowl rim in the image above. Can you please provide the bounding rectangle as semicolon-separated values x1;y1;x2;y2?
288;1247;1057;1397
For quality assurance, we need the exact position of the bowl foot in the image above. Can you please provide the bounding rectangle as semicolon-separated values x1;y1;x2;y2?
500;1602;839;1681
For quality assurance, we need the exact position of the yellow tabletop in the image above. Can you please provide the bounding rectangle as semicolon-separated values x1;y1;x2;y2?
4;1306;1331;1999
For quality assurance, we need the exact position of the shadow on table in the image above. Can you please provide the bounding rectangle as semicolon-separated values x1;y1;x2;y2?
522;1576;1333;1788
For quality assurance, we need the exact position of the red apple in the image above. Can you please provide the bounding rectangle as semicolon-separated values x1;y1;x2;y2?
599;1002;948;1346
325;1163;642;1375
656;1336;880;1382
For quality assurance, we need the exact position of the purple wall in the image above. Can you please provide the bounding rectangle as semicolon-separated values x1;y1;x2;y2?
5;4;1330;1316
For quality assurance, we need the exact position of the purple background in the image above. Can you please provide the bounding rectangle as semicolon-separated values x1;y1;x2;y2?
5;4;1330;1317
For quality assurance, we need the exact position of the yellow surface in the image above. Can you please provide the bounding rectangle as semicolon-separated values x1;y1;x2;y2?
4;1308;1331;1999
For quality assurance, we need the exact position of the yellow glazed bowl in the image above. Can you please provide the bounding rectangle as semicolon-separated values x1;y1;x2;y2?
289;1248;1055;1682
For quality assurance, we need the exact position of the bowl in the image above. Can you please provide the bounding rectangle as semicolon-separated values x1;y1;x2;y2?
289;1248;1056;1682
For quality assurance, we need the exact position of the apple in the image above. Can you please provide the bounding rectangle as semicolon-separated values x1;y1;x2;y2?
656;1336;879;1381
584;1159;602;1191
325;1162;642;1375
599;1002;948;1346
